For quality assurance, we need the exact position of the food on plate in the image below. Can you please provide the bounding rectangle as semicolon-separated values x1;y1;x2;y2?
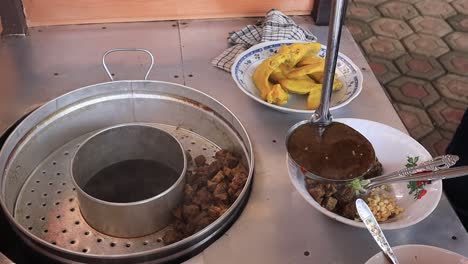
252;49;288;101
366;191;403;222
305;158;414;223
266;84;289;105
307;88;322;110
279;78;321;95
296;56;325;67
252;42;343;109
163;150;248;244
287;122;376;180
286;63;325;79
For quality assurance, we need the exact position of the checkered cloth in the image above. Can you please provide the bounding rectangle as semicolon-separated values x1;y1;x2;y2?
212;10;317;72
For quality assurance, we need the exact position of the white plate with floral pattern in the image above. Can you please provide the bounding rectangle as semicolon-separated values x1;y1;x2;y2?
231;40;363;114
287;118;443;230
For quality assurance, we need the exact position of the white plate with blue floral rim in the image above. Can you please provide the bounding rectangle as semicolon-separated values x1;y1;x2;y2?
231;40;363;114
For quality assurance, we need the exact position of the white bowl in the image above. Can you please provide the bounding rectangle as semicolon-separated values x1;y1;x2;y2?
287;118;443;230
365;244;468;264
231;40;363;114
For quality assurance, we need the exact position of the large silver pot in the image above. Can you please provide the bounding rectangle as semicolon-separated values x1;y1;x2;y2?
0;49;254;263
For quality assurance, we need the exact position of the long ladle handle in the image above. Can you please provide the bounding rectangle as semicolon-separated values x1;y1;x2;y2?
367;155;459;184
367;166;468;189
312;0;349;125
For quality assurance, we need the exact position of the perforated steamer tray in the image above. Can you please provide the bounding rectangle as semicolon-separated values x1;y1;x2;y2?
0;80;254;263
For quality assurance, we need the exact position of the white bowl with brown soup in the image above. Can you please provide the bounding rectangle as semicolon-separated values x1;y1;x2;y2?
287;118;443;230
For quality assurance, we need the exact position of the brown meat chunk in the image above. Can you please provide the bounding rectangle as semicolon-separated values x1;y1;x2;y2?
316;197;324;205
223;167;232;178
163;227;184;244
335;186;355;204
213;182;229;202
229;164;248;191
215;150;241;169
173;219;186;232
165;150;248;245
207;206;226;218
191;172;208;189
341;200;358;219
182;204;201;220
211;171;225;183
214;150;229;160
322;197;338;211
216;202;229;211
324;184;338;197
234;189;242;199
231;164;247;179
192;187;212;209
364;159;383;179
186;171;195;184
184;184;194;197
206;160;222;178
228;166;247;200
307;184;326;201
192;211;213;231
194;155;207;167
172;207;183;220
207;180;217;192
229;176;246;191
224;155;240;169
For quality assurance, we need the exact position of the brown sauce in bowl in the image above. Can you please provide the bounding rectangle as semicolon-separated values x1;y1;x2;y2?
287;122;375;180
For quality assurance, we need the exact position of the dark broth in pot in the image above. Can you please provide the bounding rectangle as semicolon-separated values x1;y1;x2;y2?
83;159;179;203
287;122;375;180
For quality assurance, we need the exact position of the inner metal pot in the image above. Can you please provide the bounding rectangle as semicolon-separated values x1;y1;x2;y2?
71;124;187;238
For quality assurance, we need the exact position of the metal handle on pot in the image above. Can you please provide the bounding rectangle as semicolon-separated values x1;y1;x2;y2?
102;48;155;81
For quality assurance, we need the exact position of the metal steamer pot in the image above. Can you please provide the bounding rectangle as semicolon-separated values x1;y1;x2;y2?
0;49;254;263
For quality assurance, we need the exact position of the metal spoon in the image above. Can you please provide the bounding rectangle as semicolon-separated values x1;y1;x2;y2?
301;154;459;186
356;198;400;264
366;165;468;190
286;0;377;182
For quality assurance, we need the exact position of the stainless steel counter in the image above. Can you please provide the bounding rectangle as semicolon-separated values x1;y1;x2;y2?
0;16;466;264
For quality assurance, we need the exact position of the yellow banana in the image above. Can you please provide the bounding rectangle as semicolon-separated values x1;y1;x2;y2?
309;72;344;91
266;84;289;105
271;63;310;81
269;68;287;83
297;56;325;67
279;78;321;95
307;88;322;110
253;53;288;100
302;44;322;59
277;43;322;68
253;43;337;107
333;79;344;91
287;61;325;79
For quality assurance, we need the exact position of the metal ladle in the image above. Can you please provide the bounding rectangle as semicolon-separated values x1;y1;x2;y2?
286;0;376;182
301;154;459;187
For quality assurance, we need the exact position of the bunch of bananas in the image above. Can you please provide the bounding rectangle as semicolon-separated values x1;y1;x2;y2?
252;43;343;110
